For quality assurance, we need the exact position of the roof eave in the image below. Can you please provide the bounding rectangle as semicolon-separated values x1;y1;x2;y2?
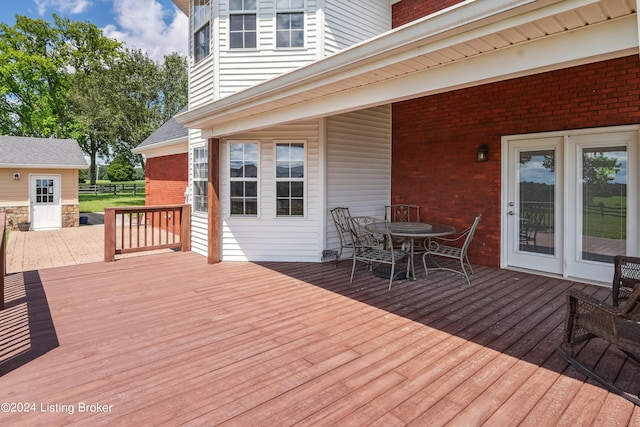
175;0;576;130
133;137;188;154
172;0;188;15
0;163;88;169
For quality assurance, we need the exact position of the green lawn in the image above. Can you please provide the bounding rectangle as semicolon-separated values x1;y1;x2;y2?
582;196;626;240
79;194;146;213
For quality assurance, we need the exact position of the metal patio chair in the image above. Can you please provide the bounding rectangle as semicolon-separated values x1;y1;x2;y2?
519;204;545;249
422;214;482;286
349;217;407;291
329;207;354;266
385;204;420;223
613;255;640;306
557;285;640;406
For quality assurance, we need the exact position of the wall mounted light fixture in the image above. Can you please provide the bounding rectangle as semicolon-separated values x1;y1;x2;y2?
477;144;488;162
13;172;20;180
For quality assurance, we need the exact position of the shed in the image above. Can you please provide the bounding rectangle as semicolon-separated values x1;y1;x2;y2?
0;136;88;230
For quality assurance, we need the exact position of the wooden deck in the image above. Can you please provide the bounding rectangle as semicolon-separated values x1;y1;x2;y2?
0;252;638;425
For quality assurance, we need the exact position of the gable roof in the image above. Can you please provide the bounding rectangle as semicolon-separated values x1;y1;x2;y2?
177;0;638;137
0;136;88;169
133;107;189;157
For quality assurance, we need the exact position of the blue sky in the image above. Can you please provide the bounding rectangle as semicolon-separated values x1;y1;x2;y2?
0;0;188;61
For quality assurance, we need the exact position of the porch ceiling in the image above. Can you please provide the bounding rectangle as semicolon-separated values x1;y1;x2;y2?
176;0;638;137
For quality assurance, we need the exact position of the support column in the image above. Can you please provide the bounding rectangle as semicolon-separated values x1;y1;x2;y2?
208;138;221;263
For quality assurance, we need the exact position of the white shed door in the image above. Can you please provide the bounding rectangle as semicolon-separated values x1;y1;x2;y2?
30;175;61;230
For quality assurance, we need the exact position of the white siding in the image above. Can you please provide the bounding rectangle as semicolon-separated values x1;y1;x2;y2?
323;0;392;54
325;105;392;256
190;56;215;108
217;0;321;98
189;128;209;257
187;1;393;103
218;120;322;262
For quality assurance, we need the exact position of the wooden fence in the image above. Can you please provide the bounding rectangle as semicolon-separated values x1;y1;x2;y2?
1;212;5;310
104;205;191;262
79;183;145;196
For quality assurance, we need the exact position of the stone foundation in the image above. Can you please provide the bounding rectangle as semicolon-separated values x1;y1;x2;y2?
0;206;29;231
0;205;79;230
62;204;79;228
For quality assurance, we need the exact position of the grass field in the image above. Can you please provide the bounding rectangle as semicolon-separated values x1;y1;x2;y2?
80;194;146;213
584;196;626;240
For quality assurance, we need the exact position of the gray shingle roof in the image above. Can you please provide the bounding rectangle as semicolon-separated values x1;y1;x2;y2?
137;107;188;150
0;136;88;168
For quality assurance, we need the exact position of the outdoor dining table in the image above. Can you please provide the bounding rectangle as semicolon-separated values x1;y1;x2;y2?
365;221;456;281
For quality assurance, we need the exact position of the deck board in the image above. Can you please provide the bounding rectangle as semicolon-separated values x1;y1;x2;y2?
0;251;639;425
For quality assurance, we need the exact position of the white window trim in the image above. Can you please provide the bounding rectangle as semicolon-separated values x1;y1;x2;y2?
192;0;212;63
275;0;305;50
275;140;307;218
228;0;258;50
228;140;261;217
192;144;208;216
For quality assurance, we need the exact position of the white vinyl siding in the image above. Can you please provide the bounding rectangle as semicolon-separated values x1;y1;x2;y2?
219;120;320;261
325;105;392;256
217;0;319;98
189;129;210;256
189;43;216;107
323;0;391;54
187;1;391;102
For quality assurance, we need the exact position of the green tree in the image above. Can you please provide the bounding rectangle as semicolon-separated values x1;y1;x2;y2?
0;15;70;137
108;49;188;168
0;15;188;184
106;155;136;182
582;152;621;205
159;52;188;122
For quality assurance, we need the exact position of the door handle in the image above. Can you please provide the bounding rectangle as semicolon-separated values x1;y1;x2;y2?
508;211;516;215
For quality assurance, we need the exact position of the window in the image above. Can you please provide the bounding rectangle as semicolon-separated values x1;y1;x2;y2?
193;0;211;63
229;0;257;49
276;0;304;48
193;146;208;213
230;142;258;216
276;142;304;216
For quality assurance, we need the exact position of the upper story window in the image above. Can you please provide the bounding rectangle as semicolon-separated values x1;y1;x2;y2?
229;0;257;49
276;142;305;216
193;145;208;213
193;0;211;63
230;142;259;216
276;0;304;48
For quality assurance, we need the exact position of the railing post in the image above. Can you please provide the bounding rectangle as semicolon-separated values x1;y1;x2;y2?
1;212;6;310
104;208;116;262
181;205;191;252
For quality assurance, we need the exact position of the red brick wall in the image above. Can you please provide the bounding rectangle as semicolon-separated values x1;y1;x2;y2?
392;0;465;27
392;55;640;267
145;153;188;206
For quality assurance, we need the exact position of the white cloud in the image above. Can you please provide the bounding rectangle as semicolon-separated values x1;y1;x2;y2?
102;0;188;62
35;0;91;15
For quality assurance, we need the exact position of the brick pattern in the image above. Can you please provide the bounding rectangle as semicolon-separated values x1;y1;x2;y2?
392;0;464;27
391;55;640;267
145;154;189;206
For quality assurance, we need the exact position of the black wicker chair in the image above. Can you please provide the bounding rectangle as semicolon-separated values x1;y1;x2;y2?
613;255;640;306
557;285;640;405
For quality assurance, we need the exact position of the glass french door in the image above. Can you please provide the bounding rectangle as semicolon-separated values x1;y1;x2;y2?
565;132;637;282
505;128;638;283
506;138;563;275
